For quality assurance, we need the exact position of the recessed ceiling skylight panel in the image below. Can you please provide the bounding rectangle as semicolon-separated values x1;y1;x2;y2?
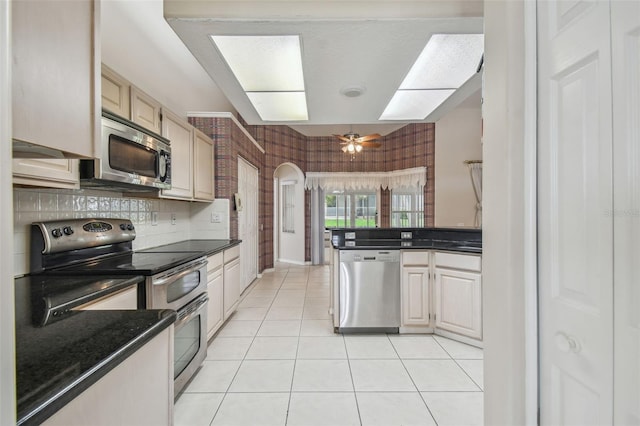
380;33;484;121
210;35;308;121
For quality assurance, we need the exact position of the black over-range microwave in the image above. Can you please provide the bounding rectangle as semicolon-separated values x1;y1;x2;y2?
80;110;171;191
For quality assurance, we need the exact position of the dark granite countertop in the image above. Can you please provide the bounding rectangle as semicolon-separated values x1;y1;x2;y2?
329;228;482;254
138;239;241;256
14;275;177;426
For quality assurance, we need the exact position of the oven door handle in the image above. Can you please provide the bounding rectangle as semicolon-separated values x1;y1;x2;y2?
153;258;208;286
176;294;209;327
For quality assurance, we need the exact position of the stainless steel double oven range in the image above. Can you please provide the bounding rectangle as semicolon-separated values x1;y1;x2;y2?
30;218;208;397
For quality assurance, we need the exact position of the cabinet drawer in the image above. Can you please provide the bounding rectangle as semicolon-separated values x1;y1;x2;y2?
207;252;223;273
434;252;481;272
402;251;430;266
223;245;240;263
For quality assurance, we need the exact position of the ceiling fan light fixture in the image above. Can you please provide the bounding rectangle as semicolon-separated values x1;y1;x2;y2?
347;143;356;153
355;144;363;153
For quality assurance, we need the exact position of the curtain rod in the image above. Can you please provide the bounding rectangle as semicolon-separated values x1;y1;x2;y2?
464;160;483;164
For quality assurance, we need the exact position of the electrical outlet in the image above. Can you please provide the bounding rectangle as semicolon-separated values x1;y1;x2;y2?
211;212;222;223
401;231;412;239
171;213;177;225
151;211;158;226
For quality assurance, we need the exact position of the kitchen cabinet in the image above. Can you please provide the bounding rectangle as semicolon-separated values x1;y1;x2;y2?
161;109;194;199
401;251;430;327
75;285;138;311
223;246;241;320
13;158;79;189
206;253;224;340
193;128;215;201
130;86;162;135
12;0;98;158
434;252;482;340
42;327;173;426
101;64;130;119
160;112;215;202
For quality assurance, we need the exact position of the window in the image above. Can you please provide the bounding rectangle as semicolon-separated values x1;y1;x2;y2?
282;183;295;233
391;189;424;227
325;191;377;228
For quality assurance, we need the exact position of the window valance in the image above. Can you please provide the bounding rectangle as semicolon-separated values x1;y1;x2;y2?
304;167;427;191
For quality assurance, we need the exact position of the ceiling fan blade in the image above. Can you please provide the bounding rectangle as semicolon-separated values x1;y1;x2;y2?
355;133;381;143
333;134;352;143
360;141;382;148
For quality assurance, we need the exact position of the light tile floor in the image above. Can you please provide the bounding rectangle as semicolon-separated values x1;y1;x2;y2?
175;263;484;426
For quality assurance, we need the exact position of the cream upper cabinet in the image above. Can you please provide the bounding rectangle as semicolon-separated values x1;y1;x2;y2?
401;251;431;327
130;86;162;134
101;64;130;119
12;0;98;158
13;158;79;189
159;110;215;202
433;252;482;340
193;128;215;201
161;109;194;199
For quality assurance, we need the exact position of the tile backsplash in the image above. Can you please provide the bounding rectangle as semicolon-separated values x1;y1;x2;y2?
13;188;230;277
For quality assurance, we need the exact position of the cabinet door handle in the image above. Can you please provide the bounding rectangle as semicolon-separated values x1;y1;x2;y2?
554;331;581;354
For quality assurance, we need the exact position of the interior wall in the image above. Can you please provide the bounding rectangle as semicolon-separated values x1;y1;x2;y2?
434;106;482;227
483;0;531;424
100;0;234;116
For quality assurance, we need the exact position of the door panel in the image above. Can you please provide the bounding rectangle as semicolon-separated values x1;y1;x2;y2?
612;1;640;423
238;157;258;292
538;0;613;423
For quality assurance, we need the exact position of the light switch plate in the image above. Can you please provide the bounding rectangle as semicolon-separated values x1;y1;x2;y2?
151;211;158;226
211;212;222;223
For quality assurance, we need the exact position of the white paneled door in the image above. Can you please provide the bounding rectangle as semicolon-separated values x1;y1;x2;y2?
238;157;259;293
538;0;619;423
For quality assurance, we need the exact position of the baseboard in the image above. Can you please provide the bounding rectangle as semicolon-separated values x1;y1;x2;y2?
277;258;307;266
434;329;484;349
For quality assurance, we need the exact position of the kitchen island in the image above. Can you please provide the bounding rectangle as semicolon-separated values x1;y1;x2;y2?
329;228;483;345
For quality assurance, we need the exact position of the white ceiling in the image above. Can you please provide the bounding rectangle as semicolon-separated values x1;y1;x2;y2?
165;0;484;136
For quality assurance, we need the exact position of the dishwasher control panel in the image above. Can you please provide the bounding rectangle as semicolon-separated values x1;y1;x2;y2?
340;250;400;263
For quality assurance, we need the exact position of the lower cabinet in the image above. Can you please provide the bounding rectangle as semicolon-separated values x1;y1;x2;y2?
434;266;482;340
207;267;224;340
42;326;173;426
223;258;240;320
401;266;430;326
398;250;482;341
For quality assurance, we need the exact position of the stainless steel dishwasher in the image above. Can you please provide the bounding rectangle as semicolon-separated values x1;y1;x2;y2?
338;250;401;333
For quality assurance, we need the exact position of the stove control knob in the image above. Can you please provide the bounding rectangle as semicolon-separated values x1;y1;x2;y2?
63;226;74;236
51;228;62;238
119;223;127;231
127;224;135;231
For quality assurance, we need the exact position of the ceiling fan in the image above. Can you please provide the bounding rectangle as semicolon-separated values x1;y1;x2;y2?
333;132;382;154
